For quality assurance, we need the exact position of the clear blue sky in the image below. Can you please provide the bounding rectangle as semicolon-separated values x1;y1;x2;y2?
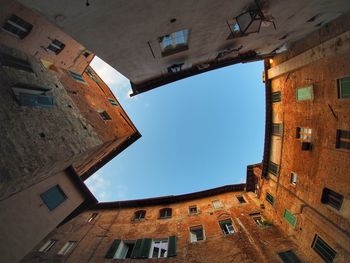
86;58;265;201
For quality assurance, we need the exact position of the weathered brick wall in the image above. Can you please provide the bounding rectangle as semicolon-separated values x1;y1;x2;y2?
23;191;304;263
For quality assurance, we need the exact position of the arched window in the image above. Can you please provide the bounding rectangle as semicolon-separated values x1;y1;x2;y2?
159;208;172;219
134;210;146;220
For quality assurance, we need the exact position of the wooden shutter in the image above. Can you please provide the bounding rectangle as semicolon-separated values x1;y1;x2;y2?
283;210;296;227
339;77;350;98
167;236;177;257
104;239;120;259
130;239;143;258
140;238;152;258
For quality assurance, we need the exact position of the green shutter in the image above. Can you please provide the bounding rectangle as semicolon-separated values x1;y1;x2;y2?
140;238;152;258
104;239;121;259
339;77;350;98
283;209;296;227
130;239;143;258
296;86;313;101
167;236;177;257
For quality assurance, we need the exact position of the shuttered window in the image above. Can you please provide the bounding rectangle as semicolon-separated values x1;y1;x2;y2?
47;39;65;55
336;129;350;150
134;210;146;220
265;192;274;205
105;239;121;258
296;85;313;101
167;236;177;257
69;71;85;82
272;123;283;136
19;93;54;108
278;250;302;263
40;185;67;211
338;77;350;98
321;188;343;210
268;161;279;176
0;53;33;73
219;219;235;235
272;91;281;103
312;235;336;263
2;14;33;39
283;209;296;227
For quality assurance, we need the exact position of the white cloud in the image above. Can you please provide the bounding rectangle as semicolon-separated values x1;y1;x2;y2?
85;171;110;201
90;56;131;98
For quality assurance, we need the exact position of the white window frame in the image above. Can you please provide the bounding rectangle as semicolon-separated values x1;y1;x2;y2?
113;241;135;259
290;172;297;185
189;226;205;243
149;239;168;258
299;127;312;142
57;241;76;255
219;219;235;235
39;239;56;253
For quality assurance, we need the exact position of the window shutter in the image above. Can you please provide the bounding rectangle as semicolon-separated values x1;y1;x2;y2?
130;239;143;258
167;236;177;257
139;238;152;258
19;93;54;108
104;239;120;259
339;77;350;98
283;210;296;227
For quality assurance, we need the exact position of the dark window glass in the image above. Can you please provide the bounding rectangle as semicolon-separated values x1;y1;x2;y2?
338;77;350;98
272;123;282;136
159;208;172;219
47;39;65;55
219;219;235;235
272;91;281;103
336;130;350;150
134;210;146;220
0;53;33;73
189;205;197;214
312;235;336;263
278;250;302;263
40;185;67;211
321;188;343;210
2;14;33;39
236;195;246;203
268;161;279;176
266;192;274;205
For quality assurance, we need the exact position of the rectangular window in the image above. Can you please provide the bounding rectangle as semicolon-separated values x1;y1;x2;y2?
47;39;65;55
39;240;57;253
190;226;204;242
150;239;168;258
159;29;189;56
188;205;198;215
40;185;67;211
312;235;336;263
219;219;235;235
236;195;246;204
1;53;33;73
212;200;223;209
283;209;296;227
2;14;33;39
278;250;302;263
321;188;343;210
250;213;271;227
268;161;279;176
290;172;297;185
272;91;281;103
296;127;312;142
272;123;283;136
265;192;274;205
114;241;136;259
98;110;112;121
338;77;350;99
336;129;350;150
69;71;85;83
18;93;54;108
296;85;313;101
87;213;98;222
57;241;76;256
108;98;118;106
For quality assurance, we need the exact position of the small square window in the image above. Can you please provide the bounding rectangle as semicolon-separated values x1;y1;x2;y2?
321;188;343;210
134;210;146;220
265;192;274;205
272;91;281;103
190;226;205;242
188;205;197;215
57;241;76;256
250;213;271;227
272;123;283;136
39;240;57;253
338;77;350;99
290;172;297;185
296;85;313;101
159;29;189;57
236;195;246;204
2;14;33;39
47;39;65;55
312;235;336;263
336;129;350;150
98;110;112;121
212;200;223;209
278;250;302;263
219;219;235;235
40;185;67;211
268;161;279;176
283;209;296;227
159;208;172;219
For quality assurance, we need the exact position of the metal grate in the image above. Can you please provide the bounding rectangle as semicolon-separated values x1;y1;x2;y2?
312;235;336;263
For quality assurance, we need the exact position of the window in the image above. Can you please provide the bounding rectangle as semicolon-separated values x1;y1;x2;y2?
296;85;313;101
167;63;184;73
236;195;246;204
159;208;172;219
290;172;297;185
87;213;98;222
1;53;33;73
57;241;76;255
190;226;204;242
219;219;235;235
321;188;343;210
2;14;33;39
250;213;271;227
39;240;57;253
212;200;223;209
83;51;90;58
40;185;67;211
47;39;65;55
283;209;296;227
272;91;281;103
338;76;350;98
150;239;168;258
188;205;198;215
268;161;279;176
296;127;312;142
227;21;244;39
265;192;274;205
69;71;85;83
278;250;302;263
134;210;146;220
114;241;136;259
159;29;189;56
98;110;112;121
312;235;336;263
272;123;283;136
336;129;350;150
18;93;54;108
108;98;118;106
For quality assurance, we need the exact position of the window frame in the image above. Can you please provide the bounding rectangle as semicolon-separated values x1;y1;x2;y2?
272;123;283;136
312;235;336;263
57;241;77;256
338;76;350;99
38;239;57;253
159;208;172;219
283;209;297;228
69;70;86;83
188;205;198;215
189;225;205;243
271;91;281;103
290;172;297;186
47;39;65;55
296;85;314;101
321;187;343;210
134;210;146;221
219;219;235;236
236;195;246;204
268;161;279;176
159;29;189;57
149;239;169;258
336;129;350;150
98;110;112;121
265;192;274;205
2;14;33;39
114;240;136;259
212;200;223;209
40;185;67;211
